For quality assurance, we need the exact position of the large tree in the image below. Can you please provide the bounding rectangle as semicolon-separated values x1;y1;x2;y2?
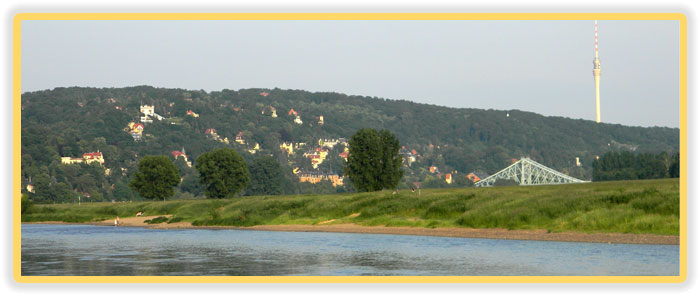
378;129;404;189
196;148;250;198
344;128;403;192
129;156;180;201
247;156;283;196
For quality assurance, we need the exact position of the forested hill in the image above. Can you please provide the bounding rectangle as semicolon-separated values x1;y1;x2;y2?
21;86;679;201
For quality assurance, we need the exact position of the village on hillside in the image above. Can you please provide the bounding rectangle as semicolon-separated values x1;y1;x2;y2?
50;92;473;199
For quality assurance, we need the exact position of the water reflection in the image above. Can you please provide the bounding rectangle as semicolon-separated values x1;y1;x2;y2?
21;224;679;276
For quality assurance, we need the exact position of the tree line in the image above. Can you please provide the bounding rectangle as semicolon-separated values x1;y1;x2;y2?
592;151;680;181
130;128;403;201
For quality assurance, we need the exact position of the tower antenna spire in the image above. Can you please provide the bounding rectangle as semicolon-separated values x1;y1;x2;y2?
593;20;602;123
595;20;599;59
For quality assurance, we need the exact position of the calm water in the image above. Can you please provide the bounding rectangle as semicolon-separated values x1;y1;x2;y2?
21;224;679;276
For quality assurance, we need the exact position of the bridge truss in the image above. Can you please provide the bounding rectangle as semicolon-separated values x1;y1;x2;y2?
474;157;587;187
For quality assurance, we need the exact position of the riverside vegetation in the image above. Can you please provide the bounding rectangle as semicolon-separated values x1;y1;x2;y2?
22;178;680;236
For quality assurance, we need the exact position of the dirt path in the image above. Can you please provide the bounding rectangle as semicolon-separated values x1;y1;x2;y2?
26;216;679;245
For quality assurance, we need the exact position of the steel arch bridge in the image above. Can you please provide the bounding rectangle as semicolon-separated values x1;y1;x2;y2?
474;157;587;187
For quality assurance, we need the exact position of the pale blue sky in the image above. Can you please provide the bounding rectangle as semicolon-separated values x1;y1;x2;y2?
21;20;680;128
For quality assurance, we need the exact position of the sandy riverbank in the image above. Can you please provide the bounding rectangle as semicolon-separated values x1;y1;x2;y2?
25;215;680;245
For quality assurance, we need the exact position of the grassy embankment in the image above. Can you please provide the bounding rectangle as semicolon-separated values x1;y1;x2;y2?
21;178;680;236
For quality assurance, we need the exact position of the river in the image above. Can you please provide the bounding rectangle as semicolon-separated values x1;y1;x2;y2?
21;224;679;276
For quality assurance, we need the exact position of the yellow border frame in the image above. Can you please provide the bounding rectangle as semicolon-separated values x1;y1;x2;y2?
12;12;687;284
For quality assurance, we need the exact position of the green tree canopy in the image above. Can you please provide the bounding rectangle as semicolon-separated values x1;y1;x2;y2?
379;129;404;189
669;152;680;178
195;148;250;198
129;155;180;201
247;156;283;196
344;128;403;192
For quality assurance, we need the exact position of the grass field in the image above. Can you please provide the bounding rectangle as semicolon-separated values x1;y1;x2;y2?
21;178;680;236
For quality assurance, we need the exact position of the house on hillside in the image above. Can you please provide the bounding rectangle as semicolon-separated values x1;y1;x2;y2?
318;115;324;125
318;138;340;149
186;110;199;118
248;143;260;154
445;173;453;184
297;172;344;187
126;122;144;141
467;172;489;183
140;105;155;123
429;166;439;174
338;151;348;161
61;152;105;166
235;132;246;145
294;115;303;125
171;148;192;167
260;92;270;97
280;142;294;155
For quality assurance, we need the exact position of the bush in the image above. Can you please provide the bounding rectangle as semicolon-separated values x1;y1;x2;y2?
144;216;170;224
21;194;33;214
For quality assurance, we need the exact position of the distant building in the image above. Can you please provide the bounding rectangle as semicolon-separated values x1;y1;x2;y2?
26;184;35;193
280;142;294;155
339;151;348;161
298;172;344;187
259;92;270;97
172;148;192;167
140;105;155;116
294;115;303;125
445;173;453;184
318;115;324;125
61;152;105;165
235;132;246;145
248;143;260;154
576;157;581;167
140;105;155;123
126;122;144;141
318;138;340;149
186;110;199;118
429;166;438;174
467;172;489;183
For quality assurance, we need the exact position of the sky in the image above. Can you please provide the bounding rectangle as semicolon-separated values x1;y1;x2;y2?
21;19;680;128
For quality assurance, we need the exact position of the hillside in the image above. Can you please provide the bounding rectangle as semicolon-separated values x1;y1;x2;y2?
20;86;679;203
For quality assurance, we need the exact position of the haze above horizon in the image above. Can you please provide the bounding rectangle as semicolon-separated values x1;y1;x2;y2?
21;20;680;128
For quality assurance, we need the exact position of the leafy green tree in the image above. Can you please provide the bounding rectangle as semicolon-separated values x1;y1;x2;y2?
669;152;680;178
195;148;250;198
344;128;403;192
379;129;404;189
179;174;204;196
129;156;180;201
247;156;283;196
113;181;134;201
21;194;33;215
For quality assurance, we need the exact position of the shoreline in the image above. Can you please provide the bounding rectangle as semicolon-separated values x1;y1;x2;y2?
23;216;680;245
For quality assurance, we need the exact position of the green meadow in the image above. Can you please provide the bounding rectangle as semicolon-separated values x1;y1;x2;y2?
21;178;680;236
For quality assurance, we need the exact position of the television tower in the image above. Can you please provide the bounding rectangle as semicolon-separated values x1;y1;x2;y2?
593;20;601;123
